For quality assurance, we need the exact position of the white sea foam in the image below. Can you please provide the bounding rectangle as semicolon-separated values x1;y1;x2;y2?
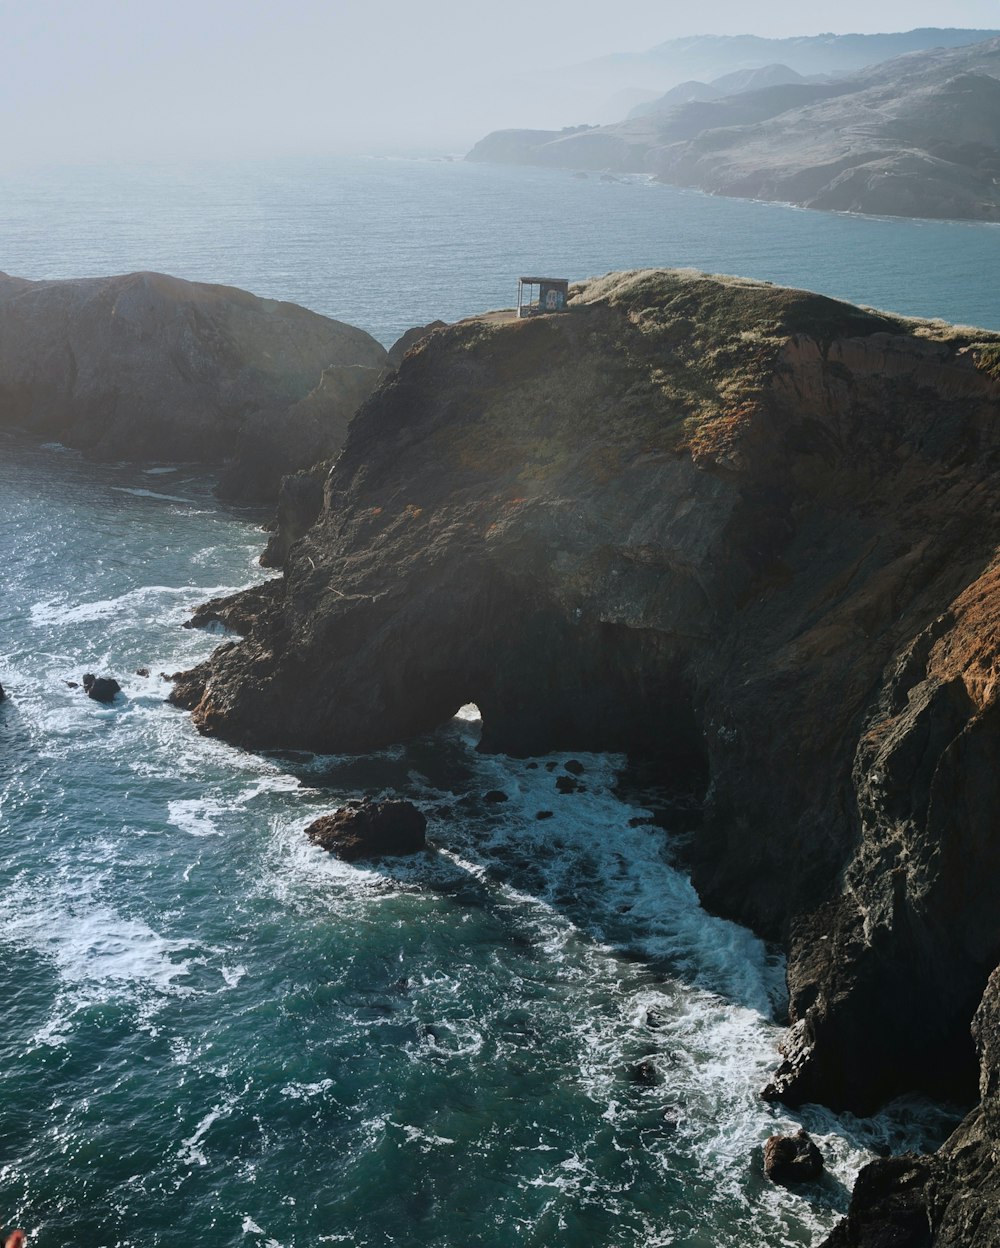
179;1103;232;1167
281;1079;334;1100
30;583;248;629
167;798;226;837
113;487;194;503
397;1124;457;1148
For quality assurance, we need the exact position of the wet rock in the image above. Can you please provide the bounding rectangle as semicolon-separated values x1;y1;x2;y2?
135;667;149;677
305;799;427;862
545;762;558;773
763;1130;824;1185
82;674;121;704
555;776;580;795
65;681;79;689
564;759;585;775
629;1059;660;1086
526;762;539;770
535;810;555;820
0;682;5;702
483;790;508;803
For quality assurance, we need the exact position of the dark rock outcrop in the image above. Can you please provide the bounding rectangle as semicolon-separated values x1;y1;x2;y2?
823;969;1000;1245
0;682;5;702
763;1130;824;1185
255;322;449;569
260;460;331;568
387;321;448;370
305;800;427;861
0;270;386;501
171;268;1000;1220
82;674;121;703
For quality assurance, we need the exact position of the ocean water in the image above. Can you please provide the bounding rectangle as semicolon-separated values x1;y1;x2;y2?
1;155;1000;346
0;157;983;1246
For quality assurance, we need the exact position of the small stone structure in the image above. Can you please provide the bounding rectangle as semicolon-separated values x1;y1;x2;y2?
517;277;569;318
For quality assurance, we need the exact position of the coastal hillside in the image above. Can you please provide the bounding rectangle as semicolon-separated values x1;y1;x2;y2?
537;28;1000;126
0;271;387;502
172;269;1000;1241
469;36;1000;221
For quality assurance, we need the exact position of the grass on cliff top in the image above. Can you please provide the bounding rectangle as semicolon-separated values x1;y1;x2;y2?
420;268;1000;489
574;267;909;347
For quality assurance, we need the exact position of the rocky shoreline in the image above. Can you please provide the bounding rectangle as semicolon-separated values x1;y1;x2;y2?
171;268;1000;1243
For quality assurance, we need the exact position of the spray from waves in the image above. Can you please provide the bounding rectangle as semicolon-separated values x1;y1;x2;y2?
245;709;956;1247
0;443;962;1248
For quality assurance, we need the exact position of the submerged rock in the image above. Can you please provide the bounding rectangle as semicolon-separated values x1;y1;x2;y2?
82;674;121;704
763;1130;824;1185
629;1059;661;1087
305;799;427;862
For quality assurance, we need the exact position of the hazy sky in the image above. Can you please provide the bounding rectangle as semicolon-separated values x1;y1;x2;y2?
4;0;1000;162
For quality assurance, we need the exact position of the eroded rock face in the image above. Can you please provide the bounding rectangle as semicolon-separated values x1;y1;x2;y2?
305;800;427;861
171;270;1000;1137
822;968;1000;1246
0;270;386;500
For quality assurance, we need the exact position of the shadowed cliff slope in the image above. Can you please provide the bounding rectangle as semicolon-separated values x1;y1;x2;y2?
172;269;1000;1235
0;270;386;501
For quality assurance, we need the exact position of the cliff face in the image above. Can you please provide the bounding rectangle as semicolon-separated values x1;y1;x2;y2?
172;269;1000;1228
0;271;386;500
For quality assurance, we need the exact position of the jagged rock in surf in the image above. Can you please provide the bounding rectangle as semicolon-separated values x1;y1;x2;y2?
82;674;121;703
305;799;427;862
763;1130;824;1185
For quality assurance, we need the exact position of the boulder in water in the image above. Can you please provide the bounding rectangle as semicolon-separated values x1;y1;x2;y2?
305;799;427;862
763;1130;824;1184
82;674;121;704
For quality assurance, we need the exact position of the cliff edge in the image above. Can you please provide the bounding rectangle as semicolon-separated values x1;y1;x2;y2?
171;269;1000;1237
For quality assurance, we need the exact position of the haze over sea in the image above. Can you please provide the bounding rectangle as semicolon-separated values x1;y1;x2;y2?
0;156;988;1247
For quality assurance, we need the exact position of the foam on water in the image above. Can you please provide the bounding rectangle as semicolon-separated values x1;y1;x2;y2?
0;437;960;1248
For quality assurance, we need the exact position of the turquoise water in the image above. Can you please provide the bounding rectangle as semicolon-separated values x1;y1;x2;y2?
0;158;979;1245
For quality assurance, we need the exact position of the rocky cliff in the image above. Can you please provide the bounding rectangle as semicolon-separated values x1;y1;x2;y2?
0;270;386;501
171;269;1000;1238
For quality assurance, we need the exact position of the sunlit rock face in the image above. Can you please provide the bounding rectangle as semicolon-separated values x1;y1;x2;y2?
0;269;386;500
173;270;1000;1159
